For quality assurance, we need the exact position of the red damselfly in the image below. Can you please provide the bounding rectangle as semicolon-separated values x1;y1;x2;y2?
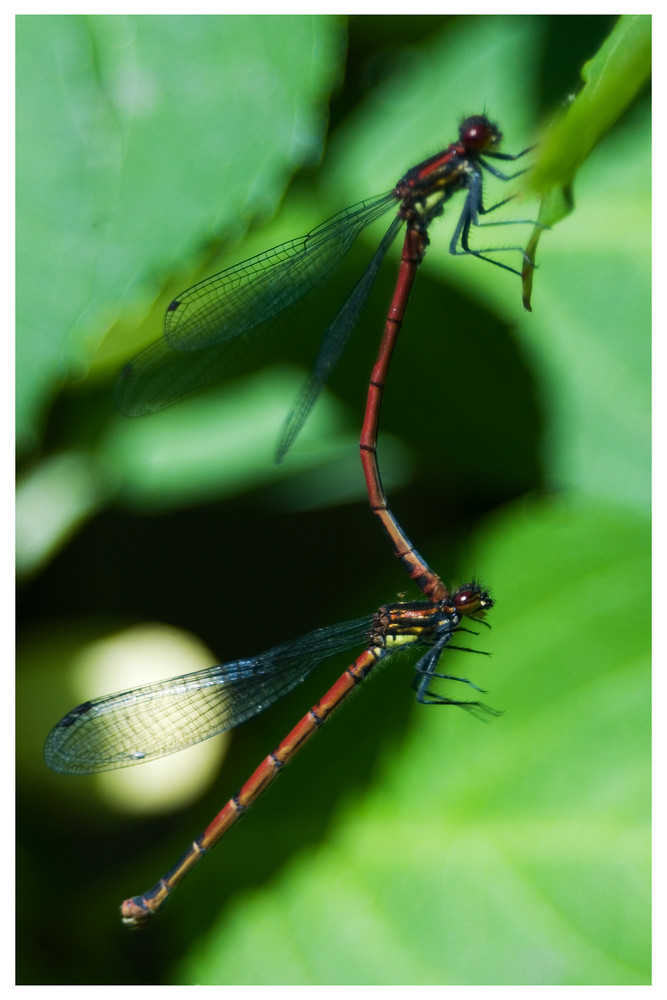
116;115;536;463
355;119;538;603
45;583;494;927
359;223;457;603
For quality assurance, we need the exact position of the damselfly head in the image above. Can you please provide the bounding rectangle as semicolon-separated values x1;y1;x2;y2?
459;115;502;153
452;582;493;617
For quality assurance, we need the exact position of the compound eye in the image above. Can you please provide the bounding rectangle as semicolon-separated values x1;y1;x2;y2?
459;115;501;152
453;583;493;615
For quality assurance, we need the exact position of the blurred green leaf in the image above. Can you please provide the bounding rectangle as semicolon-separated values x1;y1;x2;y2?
16;451;106;575
100;365;415;511
517;107;649;510
16;14;344;450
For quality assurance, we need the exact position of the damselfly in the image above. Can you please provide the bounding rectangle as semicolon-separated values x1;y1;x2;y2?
116;115;536;463
45;583;494;926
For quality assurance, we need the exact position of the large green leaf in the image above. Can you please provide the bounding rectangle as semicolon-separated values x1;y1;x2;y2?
16;14;343;450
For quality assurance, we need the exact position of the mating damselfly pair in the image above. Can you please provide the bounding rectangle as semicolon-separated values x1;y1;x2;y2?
46;115;538;925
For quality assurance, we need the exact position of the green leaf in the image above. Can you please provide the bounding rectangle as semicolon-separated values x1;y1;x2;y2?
16;14;344;450
517;105;650;510
528;15;651;202
521;14;650;304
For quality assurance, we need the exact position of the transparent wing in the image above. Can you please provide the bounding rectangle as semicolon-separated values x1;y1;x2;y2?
276;214;404;461
115;193;396;417
44;616;375;775
164;193;397;350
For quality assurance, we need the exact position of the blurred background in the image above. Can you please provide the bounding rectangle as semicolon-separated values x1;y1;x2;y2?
16;14;650;986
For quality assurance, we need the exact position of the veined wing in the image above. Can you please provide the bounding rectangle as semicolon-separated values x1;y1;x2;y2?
44;616;375;774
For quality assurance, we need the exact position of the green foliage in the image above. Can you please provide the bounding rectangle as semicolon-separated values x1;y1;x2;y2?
522;14;650;302
16;14;343;451
528;14;651;207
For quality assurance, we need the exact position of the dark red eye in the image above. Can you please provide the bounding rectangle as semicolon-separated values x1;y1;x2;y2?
459;115;501;152
453;583;493;615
